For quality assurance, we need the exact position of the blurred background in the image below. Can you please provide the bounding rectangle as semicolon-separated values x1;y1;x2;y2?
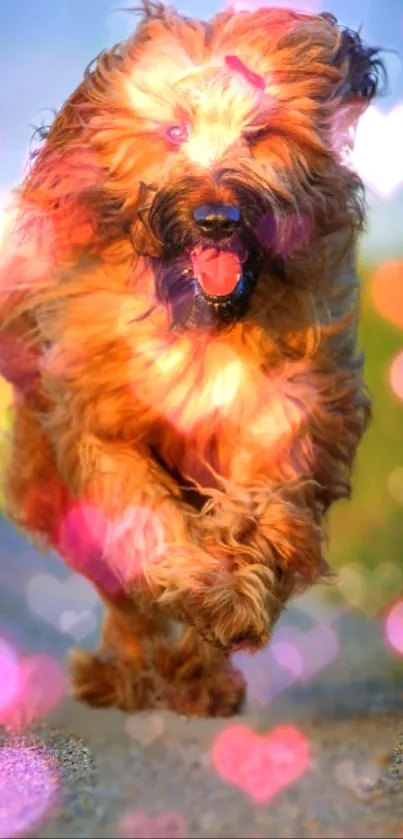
0;3;402;837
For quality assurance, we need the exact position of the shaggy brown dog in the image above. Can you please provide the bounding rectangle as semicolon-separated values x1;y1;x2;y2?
0;2;385;716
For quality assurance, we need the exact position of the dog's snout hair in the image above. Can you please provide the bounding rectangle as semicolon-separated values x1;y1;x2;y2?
144;170;278;259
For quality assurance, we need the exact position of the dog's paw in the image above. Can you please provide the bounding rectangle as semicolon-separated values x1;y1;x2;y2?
68;649;166;711
167;662;247;718
191;567;275;653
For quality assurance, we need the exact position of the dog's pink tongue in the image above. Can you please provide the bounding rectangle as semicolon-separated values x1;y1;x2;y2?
191;247;241;296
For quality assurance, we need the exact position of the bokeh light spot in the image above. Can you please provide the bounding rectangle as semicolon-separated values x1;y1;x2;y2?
0;745;59;838
0;654;65;730
351;104;403;197
212;724;310;803
371;260;403;330
387;467;403;505
271;640;304;676
0;639;20;713
58;502;166;589
388;351;403;403
338;561;402;617
385;600;403;655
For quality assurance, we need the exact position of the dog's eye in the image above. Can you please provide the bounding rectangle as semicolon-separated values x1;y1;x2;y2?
166;124;190;146
242;127;270;144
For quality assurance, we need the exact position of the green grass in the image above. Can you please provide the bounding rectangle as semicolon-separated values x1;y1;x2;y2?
329;262;403;573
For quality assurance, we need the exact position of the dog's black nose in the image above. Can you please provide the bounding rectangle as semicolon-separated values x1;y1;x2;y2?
193;203;241;240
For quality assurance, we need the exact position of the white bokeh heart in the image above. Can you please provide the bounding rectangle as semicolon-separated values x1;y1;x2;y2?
125;712;165;747
350;104;403;198
26;572;99;633
58;609;98;641
233;621;339;705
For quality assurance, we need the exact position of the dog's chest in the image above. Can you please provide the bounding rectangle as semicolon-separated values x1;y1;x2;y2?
140;338;317;492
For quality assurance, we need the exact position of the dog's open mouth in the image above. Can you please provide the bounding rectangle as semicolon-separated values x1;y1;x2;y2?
154;242;261;329
190;244;248;298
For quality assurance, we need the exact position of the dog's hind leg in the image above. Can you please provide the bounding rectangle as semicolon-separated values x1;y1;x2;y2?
153;626;246;718
70;595;246;717
69;592;172;711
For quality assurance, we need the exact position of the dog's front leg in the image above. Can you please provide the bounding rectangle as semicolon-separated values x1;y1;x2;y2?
53;432;262;632
192;482;326;652
43;429;249;713
51;423;323;653
53;433;218;597
191;356;369;653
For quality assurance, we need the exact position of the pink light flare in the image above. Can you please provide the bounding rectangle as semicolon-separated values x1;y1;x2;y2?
256;211;313;257
58;502;166;590
0;652;65;731
0;639;20;713
128;330;316;460
0;745;59;838
384;600;403;656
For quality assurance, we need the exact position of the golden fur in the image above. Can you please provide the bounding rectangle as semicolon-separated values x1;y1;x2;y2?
0;3;385;715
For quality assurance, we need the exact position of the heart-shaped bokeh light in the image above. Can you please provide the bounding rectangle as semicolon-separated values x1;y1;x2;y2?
212;723;310;803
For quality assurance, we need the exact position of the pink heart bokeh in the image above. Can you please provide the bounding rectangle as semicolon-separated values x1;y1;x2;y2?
212;723;310;803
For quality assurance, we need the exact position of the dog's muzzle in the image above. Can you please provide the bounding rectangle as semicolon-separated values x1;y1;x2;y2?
153;202;262;331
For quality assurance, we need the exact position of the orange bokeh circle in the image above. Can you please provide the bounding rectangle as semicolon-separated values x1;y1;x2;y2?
371;259;403;330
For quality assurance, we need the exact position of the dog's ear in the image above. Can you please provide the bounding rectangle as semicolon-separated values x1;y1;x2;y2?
320;13;387;146
327;17;386;105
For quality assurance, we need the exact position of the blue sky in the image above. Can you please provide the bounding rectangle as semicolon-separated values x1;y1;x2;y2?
0;0;402;258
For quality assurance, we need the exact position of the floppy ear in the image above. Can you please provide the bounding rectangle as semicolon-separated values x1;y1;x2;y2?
320;13;387;145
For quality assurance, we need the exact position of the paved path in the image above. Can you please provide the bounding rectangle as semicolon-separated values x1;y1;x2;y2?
0;516;402;838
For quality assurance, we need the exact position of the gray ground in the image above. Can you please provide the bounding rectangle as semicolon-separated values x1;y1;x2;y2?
0;515;402;839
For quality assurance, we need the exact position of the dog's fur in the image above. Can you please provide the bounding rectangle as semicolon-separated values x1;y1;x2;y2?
0;3;385;716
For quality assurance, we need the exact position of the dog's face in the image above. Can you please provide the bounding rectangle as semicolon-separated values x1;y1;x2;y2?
25;4;385;334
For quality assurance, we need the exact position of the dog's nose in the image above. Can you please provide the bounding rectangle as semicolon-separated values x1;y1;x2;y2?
193;203;241;240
